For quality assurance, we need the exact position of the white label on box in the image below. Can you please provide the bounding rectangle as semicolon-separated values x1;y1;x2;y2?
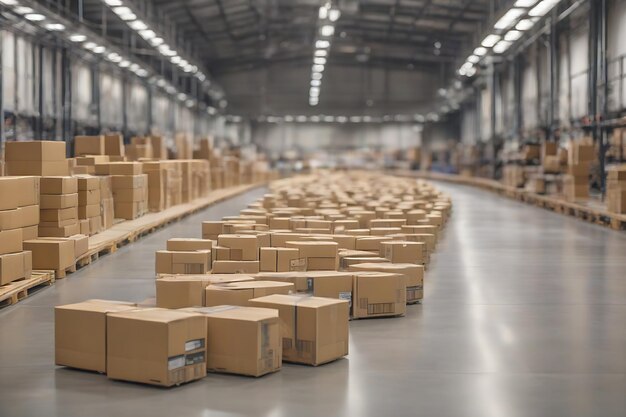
168;355;185;371
339;291;352;307
185;339;204;351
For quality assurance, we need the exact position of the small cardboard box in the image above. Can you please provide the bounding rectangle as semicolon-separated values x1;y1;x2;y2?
205;281;294;307
0;177;40;211
40;177;78;195
352;271;406;319
216;235;259;261
112;188;145;203
80;219;90;235
55;300;137;372
24;238;75;270
253;272;310;292
21;225;38;241
0;205;39;230
40;207;78;223
269;232;307;247
212;260;260;274
5;140;66;161
40;194;78;210
74;135;105;156
299;271;354;302
155;250;211;275
106;309;207;387
78;189;101;206
108;162;143;176
111;175;146;189
380;241;426;264
114;201;145;220
286;241;338;258
156;274;254;308
349;262;424;304
0;250;32;285
180;306;281;377
104;134;125;156
78;204;100;219
0;228;23;255
355;236;392;252
166;238;213;252
201;221;224;240
249;294;349;366
6;160;68;176
259;247;304;272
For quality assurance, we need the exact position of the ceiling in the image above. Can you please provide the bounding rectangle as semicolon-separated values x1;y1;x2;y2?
41;0;498;116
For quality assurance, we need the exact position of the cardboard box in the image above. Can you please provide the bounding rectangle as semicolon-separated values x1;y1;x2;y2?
114;202;145;220
40;177;78;195
78;189;101;206
0;205;39;230
78;204;100;219
155;250;211;275
40;207;77;223
104;134;125;156
6;160;68;176
181;306;281;377
217;235;259;261
111;175;146;189
205;281;294;307
38;223;80;238
352;272;406;319
23;239;75;270
259;247;305;272
249;294;349;366
268;271;354;303
355;236;392;252
166;238;213;252
285;240;339;258
0;250;32;285
40;194;78;210
112;188;145;203
74;135;105;156
156;274;254;308
108;162;143;175
21;225;38;241
39;218;77;228
106;309;207;387
201;221;224;240
80;219;90;235
212;260;260;274
349;262;424;304
0;177;40;210
75;156;110;167
55;300;137;372
380;241;427;264
5;140;66;161
38;235;88;258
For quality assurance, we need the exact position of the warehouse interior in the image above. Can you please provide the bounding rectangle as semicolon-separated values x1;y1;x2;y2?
0;0;625;416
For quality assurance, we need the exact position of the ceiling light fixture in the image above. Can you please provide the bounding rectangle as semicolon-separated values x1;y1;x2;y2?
481;34;501;48
69;33;86;42
24;13;45;21
44;23;65;31
493;40;513;53
514;0;538;6
314;57;327;65
14;6;33;14
128;20;147;30
316;40;330;49
315;50;328;57
494;8;525;30
529;0;561;17
516;18;537;31
504;30;523;41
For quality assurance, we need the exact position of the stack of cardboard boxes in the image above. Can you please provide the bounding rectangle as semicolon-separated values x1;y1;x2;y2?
0;177;37;285
564;141;594;201
125;137;153;161
100;176;114;231
76;176;102;236
39;177;79;237
606;166;626;213
109;163;148;220
5;141;68;176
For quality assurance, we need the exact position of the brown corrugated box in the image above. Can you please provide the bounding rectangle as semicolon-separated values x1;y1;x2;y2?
212;260;260;274
349;262;424;304
259;247;304;272
166;238;213;252
0;205;39;231
155;250;211;275
352;271;406;319
156;274;254;308
217;234;259;261
40;177;78;194
0;177;40;210
55;299;137;372
40;194;78;210
249;294;349;366
104;134;125;157
5;141;66;161
106;308;207;386
0;250;32;285
204;281;294;307
380;241;426;264
180;306;281;377
74;135;105;156
24;239;74;270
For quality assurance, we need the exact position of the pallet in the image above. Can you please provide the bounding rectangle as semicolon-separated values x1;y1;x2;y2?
0;270;55;309
394;170;626;231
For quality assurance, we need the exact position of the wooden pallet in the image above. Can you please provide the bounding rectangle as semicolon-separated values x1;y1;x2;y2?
394;170;626;231
0;270;55;309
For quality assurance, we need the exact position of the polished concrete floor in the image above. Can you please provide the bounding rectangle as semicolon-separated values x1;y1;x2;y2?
0;183;625;417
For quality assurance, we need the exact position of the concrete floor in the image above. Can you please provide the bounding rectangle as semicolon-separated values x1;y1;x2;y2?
1;182;625;417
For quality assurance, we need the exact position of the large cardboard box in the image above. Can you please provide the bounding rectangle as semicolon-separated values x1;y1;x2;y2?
166;238;213;252
38;223;80;238
204;281;294;307
39;235;89;258
201;222;224;240
108;162;143;176
285;241;338;271
0;251;32;285
352;272;406;319
113;201;146;220
106;309;207;387
380;241;426;264
217;235;259;261
6;161;68;176
155;250;211;275
212;260;260;274
0;177;40;210
40;194;78;210
104;134;125;157
74;135;105;156
355;236;391;252
0;205;39;231
259;247;304;272
0;228;23;255
156;274;254;308
40;207;77;223
23;239;74;270
349;263;424;304
21;225;38;241
181;306;281;377
54;300;137;372
249;294;349;366
40;177;78;195
5;141;66;161
78;189;101;206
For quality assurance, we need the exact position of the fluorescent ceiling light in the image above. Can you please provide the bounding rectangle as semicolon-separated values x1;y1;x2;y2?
473;47;487;56
69;34;86;42
119;12;136;20
149;37;163;46
310;87;320;96
466;67;477;76
314;57;326;65
529;0;560;17
118;60;130;68
112;6;131;15
106;52;122;62
494;8;525;30
24;13;45;21
320;25;335;37
139;29;155;39
45;23;65;31
312;72;323;80
516;18;537;31
284;115;294;122
93;45;105;54
179;59;188;67
83;42;97;50
324;116;334;122
129;63;139;71
337;116;347;123
350;116;361;123
104;0;123;5
481;34;501;48
318;6;328;19
296;115;307;122
315;49;327;57
14;6;33;14
493;40;512;53
135;69;148;77
329;9;341;22
128;20;147;30
316;40;330;48
309;101;318;107
156;79;166;87
467;55;480;64
171;56;181;64
311;79;321;87
183;65;193;72
312;64;324;72
504;30;523;41
0;0;19;5
515;0;538;6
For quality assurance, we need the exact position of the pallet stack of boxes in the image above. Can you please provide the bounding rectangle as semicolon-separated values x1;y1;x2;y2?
0;176;37;286
109;163;148;220
125;137;153;161
564;140;594;201
76;176;102;236
4;141;68;177
38;177;80;238
606;165;626;213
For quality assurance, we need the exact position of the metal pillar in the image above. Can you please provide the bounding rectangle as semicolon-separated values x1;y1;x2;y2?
490;62;498;179
37;45;44;139
548;11;559;142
